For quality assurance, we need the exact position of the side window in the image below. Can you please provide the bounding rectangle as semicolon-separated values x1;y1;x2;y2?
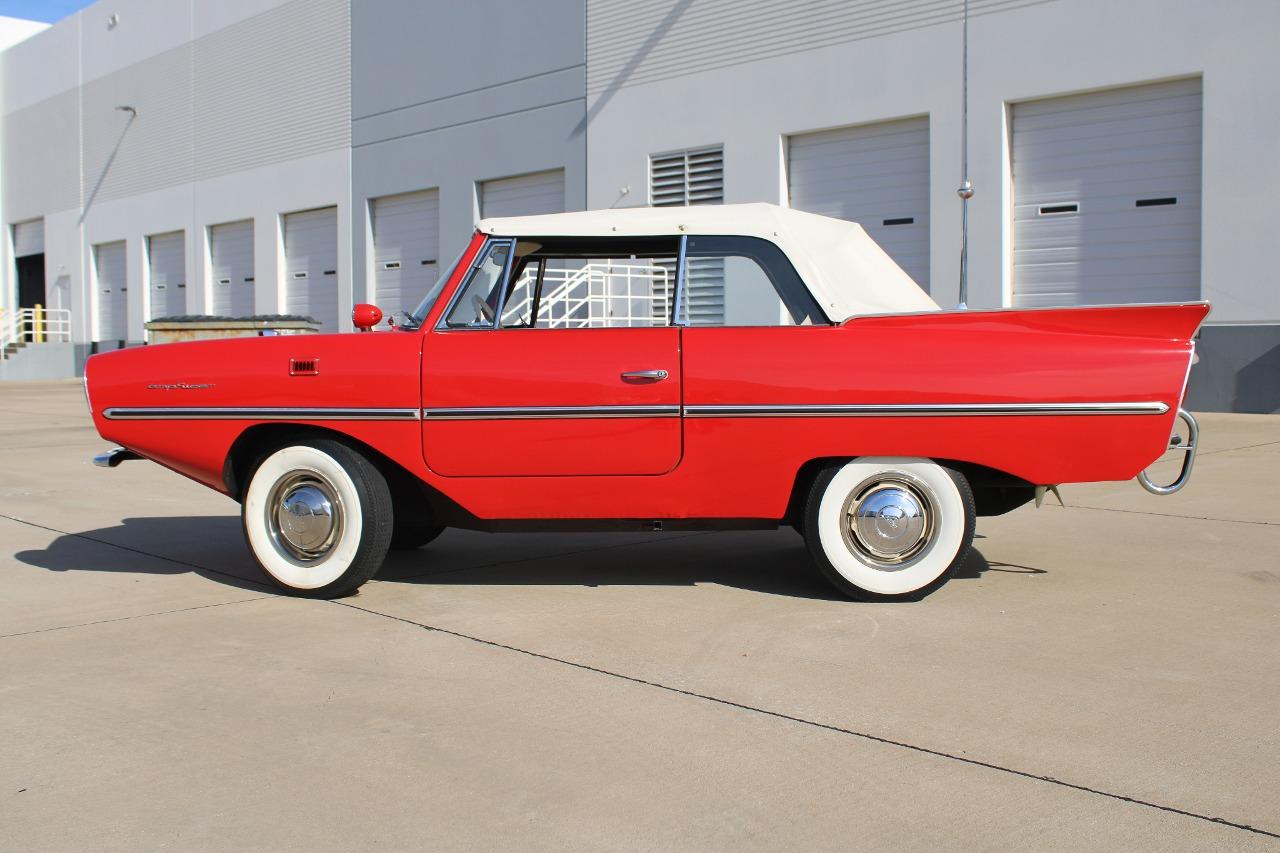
441;240;512;328
500;241;680;329
679;236;827;327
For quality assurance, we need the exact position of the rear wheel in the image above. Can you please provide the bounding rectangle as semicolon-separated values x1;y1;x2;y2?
804;458;975;601
242;439;392;598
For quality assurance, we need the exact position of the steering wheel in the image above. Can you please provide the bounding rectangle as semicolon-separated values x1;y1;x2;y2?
472;295;495;325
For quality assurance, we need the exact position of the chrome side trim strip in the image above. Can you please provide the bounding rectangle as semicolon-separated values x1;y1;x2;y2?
682;402;1170;417
423;405;681;420
102;407;422;421
103;401;1169;422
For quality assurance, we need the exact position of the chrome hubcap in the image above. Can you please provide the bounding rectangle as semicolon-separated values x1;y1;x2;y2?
267;471;343;562
842;476;934;570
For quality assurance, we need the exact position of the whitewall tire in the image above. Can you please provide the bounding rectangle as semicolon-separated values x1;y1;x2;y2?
804;458;975;601
242;439;393;598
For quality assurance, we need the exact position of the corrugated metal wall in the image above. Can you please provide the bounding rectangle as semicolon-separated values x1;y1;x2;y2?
1;90;80;221
4;0;350;216
81;45;193;205
586;0;1055;95
194;0;350;181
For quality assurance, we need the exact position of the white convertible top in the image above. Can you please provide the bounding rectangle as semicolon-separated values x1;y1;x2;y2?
477;203;938;320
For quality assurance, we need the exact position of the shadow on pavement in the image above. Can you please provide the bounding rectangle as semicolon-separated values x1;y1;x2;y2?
13;516;1031;601
13;515;271;594
378;530;849;601
378;531;1027;601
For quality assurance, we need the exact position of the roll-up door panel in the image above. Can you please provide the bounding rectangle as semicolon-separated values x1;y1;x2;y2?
788;117;930;290
1012;78;1202;307
13;220;43;257
284;207;338;331
372;189;439;317
147;231;186;319
210;219;255;317
480;169;565;219
94;241;128;341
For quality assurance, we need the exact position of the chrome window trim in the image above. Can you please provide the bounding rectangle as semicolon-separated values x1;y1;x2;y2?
491;236;521;329
102;407;422;421
671;234;689;327
434;237;517;331
682;402;1170;417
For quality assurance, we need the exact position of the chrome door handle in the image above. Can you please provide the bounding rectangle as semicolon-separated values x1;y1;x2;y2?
621;369;669;382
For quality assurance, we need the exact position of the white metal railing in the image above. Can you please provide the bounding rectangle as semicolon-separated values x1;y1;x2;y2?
501;261;671;329
0;306;73;358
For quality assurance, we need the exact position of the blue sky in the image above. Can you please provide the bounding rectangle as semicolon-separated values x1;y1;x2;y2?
0;0;93;23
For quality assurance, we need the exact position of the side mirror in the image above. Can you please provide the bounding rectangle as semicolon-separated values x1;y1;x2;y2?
352;303;383;332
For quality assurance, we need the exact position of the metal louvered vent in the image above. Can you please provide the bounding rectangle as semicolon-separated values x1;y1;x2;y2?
650;145;724;207
289;358;319;376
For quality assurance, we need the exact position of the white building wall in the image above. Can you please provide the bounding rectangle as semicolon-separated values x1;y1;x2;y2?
0;0;352;339
0;16;47;52
583;0;1280;326
0;0;1274;409
70;148;350;340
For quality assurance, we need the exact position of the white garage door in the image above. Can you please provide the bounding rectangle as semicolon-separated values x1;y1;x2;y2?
788;117;930;290
147;231;186;319
210;219;255;317
1012;78;1202;307
94;241;128;341
372;189;440;317
13;219;43;257
480;169;565;219
284;207;339;331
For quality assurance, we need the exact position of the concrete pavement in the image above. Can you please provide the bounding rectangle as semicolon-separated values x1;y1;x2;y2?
1;380;1277;850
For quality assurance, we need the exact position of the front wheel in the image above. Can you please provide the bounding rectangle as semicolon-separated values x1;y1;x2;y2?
804;458;975;601
242;439;393;598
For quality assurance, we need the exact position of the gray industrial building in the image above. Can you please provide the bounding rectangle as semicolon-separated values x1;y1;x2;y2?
0;0;1276;411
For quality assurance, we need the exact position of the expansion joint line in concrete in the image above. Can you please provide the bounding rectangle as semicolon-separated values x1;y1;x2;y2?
332;599;1280;841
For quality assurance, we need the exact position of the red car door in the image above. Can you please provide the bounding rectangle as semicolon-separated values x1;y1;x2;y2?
421;327;682;477
420;237;683;477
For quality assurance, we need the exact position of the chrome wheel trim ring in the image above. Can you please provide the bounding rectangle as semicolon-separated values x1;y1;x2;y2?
265;468;345;564
840;472;937;571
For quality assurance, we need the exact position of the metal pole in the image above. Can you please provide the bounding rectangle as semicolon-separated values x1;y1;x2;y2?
956;0;973;308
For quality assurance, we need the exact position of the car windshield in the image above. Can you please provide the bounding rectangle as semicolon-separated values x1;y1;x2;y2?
405;247;468;328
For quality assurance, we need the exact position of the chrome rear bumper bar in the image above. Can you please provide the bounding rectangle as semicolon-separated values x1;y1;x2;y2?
1137;408;1198;495
93;447;142;468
